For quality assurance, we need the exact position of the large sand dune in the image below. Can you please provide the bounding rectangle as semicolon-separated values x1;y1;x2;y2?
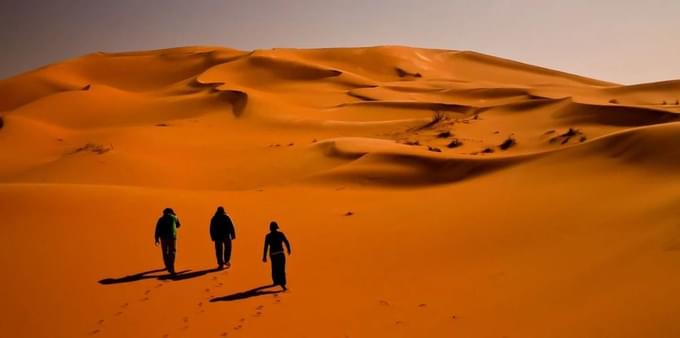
1;46;679;338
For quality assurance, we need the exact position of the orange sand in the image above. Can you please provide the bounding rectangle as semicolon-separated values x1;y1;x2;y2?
1;46;679;338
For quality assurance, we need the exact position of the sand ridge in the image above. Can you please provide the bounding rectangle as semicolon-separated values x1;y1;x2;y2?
1;46;678;189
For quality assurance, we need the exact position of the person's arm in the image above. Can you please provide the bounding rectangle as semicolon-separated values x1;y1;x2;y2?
175;216;181;229
209;217;216;241
154;218;161;245
282;234;291;255
227;216;236;240
262;236;269;262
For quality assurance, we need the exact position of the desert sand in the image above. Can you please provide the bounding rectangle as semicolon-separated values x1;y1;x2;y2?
1;46;679;338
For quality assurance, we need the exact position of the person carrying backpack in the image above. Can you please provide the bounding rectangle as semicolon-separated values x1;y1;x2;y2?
155;208;181;274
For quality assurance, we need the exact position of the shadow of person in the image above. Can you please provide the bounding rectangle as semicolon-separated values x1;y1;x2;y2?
158;267;222;281
98;268;167;285
98;267;220;285
210;284;282;302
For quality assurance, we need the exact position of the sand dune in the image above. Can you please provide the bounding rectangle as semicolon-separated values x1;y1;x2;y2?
1;46;679;338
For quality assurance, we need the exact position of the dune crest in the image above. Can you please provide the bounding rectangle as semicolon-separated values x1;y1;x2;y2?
2;45;677;189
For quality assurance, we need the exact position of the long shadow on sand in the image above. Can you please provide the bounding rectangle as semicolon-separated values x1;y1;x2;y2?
98;267;221;285
98;268;168;284
158;268;222;281
210;285;283;302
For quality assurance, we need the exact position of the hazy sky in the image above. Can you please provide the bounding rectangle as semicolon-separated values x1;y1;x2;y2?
1;0;678;84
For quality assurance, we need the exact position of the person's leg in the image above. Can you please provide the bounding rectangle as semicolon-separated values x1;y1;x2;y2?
160;239;170;271
224;238;232;266
279;254;287;289
269;255;277;285
167;239;177;274
271;254;287;289
214;240;224;267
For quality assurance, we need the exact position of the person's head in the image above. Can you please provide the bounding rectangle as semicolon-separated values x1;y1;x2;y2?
269;221;279;232
163;207;174;215
216;206;225;215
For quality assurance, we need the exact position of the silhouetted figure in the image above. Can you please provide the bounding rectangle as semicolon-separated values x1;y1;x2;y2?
262;221;291;290
210;206;236;269
154;208;181;274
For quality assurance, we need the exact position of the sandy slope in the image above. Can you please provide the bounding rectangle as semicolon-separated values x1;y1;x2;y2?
0;46;679;338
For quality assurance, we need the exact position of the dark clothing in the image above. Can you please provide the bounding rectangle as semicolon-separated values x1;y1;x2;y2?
214;239;232;266
210;213;235;241
155;212;180;274
160;238;176;273
210;213;236;266
263;231;291;287
263;231;290;256
270;252;286;286
155;214;181;241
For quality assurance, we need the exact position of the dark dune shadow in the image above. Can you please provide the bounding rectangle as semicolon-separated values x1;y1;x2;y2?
210;285;282;302
98;268;168;285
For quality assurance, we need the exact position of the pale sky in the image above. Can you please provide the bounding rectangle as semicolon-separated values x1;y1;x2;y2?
1;0;678;84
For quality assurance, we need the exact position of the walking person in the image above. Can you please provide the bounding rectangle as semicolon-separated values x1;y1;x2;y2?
262;221;291;290
210;206;236;269
154;208;181;274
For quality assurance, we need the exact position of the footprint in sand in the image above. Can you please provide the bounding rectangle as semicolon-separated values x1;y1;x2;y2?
253;311;263;317
114;311;123;316
233;324;243;330
155;283;163;289
97;319;104;325
379;300;390;306
140;297;150;302
220;332;228;337
121;302;128;308
395;320;404;325
418;303;427;308
89;329;101;335
162;334;169;338
144;289;151;295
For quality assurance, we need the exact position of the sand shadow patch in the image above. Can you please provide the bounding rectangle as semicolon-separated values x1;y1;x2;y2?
156;267;222;281
217;90;248;117
210;285;282;302
98;268;168;285
99;267;221;285
72;143;113;155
